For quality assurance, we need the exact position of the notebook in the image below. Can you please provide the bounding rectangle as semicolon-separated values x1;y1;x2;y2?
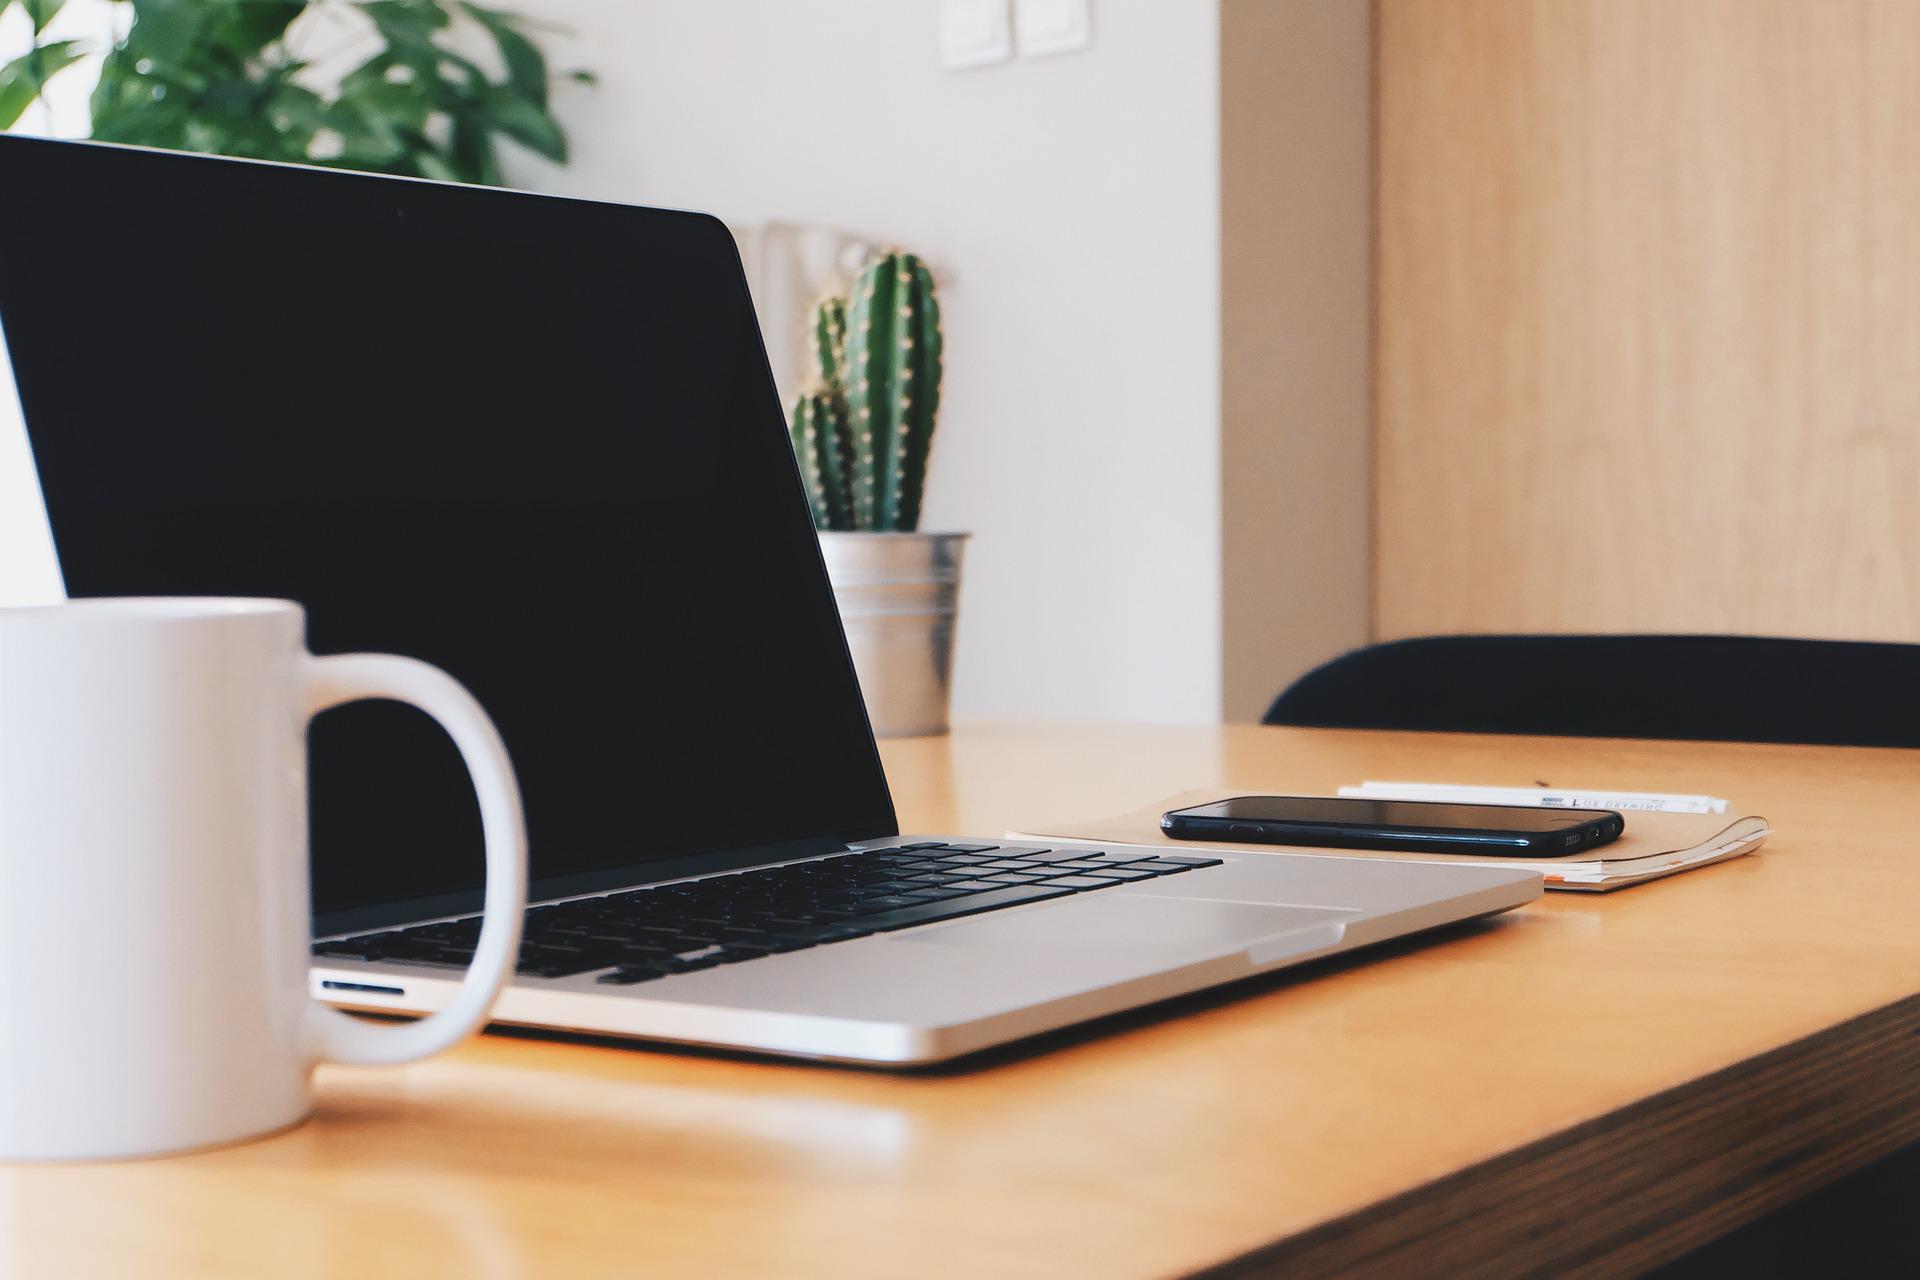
1012;787;1770;892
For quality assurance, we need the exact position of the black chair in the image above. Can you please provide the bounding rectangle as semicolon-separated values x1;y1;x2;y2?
1264;634;1920;748
1266;632;1920;1277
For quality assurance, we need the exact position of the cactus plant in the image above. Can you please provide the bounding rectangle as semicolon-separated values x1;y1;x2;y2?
789;389;855;531
787;250;943;532
808;294;849;389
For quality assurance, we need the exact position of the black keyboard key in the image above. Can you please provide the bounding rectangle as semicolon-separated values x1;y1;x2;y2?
522;945;610;965
313;939;388;960
854;893;941;912
382;938;457;960
422;953;478;969
733;936;816;954
856;884;1075;932
578;928;644;944
939;844;1000;853
1131;857;1223;874
523;936;618;961
777;922;875;944
597;966;669;985
521;957;615;978
1033;874;1128;890
616;928;680;946
922;879;999;893
525;937;592;954
859;880;928;895
410;921;480;940
1073;867;1158;882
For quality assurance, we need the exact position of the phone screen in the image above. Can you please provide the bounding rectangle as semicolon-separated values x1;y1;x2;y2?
1181;796;1591;833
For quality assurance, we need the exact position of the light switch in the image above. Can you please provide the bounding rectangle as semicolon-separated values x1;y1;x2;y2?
1015;0;1092;58
940;0;1012;71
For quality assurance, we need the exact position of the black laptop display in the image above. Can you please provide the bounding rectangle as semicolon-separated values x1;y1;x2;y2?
0;137;895;934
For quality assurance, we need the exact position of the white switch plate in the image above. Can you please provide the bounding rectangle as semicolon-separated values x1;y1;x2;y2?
940;0;1012;71
1015;0;1091;58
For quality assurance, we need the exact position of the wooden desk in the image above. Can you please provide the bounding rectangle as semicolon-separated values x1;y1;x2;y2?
8;723;1919;1279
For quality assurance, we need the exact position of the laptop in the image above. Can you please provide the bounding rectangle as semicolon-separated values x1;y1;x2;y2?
0;136;1540;1065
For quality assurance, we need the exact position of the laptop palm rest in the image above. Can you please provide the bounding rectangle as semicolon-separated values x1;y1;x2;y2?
891;892;1354;959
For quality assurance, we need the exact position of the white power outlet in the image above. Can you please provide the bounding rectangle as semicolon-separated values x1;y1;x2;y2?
1015;0;1092;58
940;0;1013;71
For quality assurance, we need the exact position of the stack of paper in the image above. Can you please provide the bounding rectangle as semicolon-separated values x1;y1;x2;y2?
1012;784;1770;892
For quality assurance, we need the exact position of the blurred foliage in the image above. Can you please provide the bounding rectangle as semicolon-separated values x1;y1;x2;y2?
0;0;591;184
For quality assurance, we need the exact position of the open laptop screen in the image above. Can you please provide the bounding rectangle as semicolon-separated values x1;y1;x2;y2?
0;137;896;928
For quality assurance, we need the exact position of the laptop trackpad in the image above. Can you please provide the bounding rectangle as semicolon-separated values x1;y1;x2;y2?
892;892;1354;956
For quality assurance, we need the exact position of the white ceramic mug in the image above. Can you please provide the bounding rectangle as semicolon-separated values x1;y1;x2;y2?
0;598;527;1161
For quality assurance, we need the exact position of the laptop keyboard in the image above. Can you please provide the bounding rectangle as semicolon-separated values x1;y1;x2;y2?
313;843;1223;987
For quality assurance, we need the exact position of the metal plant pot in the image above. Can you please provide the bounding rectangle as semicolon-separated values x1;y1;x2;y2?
818;531;968;738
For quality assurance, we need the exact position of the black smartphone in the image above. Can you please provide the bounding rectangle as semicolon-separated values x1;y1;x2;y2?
1160;795;1624;857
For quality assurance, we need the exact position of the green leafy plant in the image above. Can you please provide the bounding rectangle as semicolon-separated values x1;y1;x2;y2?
789;251;944;532
0;0;589;185
0;0;82;126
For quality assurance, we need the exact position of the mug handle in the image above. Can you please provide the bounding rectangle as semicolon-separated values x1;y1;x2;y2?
300;653;528;1066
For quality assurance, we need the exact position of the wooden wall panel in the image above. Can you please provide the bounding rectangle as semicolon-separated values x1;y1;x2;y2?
1375;0;1920;641
1220;0;1372;720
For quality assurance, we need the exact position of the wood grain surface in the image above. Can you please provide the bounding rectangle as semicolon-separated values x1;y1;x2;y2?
5;722;1919;1279
1375;0;1920;641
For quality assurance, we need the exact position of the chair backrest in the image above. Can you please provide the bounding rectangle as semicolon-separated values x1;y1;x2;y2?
1263;634;1920;747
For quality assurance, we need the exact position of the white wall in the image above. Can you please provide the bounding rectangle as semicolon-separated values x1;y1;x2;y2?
510;0;1224;723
